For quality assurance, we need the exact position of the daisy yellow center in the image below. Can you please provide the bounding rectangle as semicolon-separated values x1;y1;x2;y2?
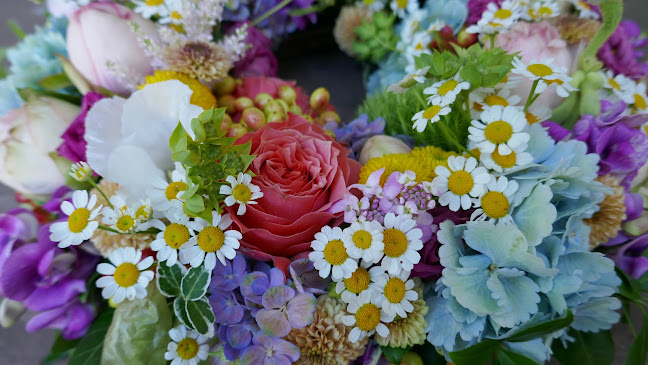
355;303;381;331
438;80;458;96
177;338;199;360
545;78;564;86
344;267;371;294
415;42;425;51
481;191;510;219
145;0;164;5
171;10;182;19
68;208;90;233
525;112;539;125
538;6;553;16
384;277;406;303
423;105;442;120
473;102;484;112
447;170;474;196
352;230;373;249
578;1;590;10
494;9;512;19
164;223;190;249
323;239;348;266
484;95;509;107
142;71;215;109
383;229;408;258
470;148;482;160
396;0;408;9
608;78;621;90
488;22;503;27
232;184;252;203
113;263;140;287
634;93;647;110
165;181;188;201
527;64;553;77
491;148;517;169
197;226;225;253
116;215;136;232
136;206;150;220
484;120;513;144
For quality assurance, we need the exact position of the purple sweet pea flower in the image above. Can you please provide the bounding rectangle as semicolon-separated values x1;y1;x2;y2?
240;333;300;365
598;20;648;81
42;186;72;215
210;289;245;325
0;209;39;280
211;254;248;292
26;299;94;339
57;92;105;163
612;233;648;279
231;22;278;77
255;285;316;337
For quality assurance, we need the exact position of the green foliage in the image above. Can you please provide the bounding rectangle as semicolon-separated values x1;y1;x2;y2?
380;345;411;364
68;309;114;365
156;263;187;297
180;267;211;300
448;339;499;365
44;333;80;363
169;107;255;219
627;321;648;365
352;11;398;64
504;310;574;343
552;329;614;365
413;342;447;364
613;267;648;365
39;73;73;91
496;348;538;365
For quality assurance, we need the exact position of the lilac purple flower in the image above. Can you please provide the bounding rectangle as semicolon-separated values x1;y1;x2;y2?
210;290;246;325
240;266;285;307
218;315;259;361
240;333;300;365
611;233;648;279
331;114;386;160
256;285;316;337
223;0;317;40
598;20;648;81
288;258;330;294
211;254;248;292
57;92;105;163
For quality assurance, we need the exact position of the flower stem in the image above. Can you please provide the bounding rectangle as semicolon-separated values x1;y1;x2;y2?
523;79;540;112
489;34;495;49
251;0;294;26
98;225;120;234
88;179;114;209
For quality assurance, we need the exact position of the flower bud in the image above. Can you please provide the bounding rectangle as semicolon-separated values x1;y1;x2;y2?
318;110;341;127
359;135;411;165
266;112;286;124
213;76;237;96
264;100;286;116
234;97;254;113
227;124;249;138
309;87;330;111
254;93;274;109
221;113;233;131
241;107;267;130
624;212;648;237
279;85;297;103
219;95;237;115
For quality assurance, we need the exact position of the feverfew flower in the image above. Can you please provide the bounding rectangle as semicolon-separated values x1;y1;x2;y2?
480;143;533;172
601;70;635;101
220;172;263;215
310;226;358;281
430;156;490;211
469;88;521;119
387;66;430;94
50;190;102;248
467;1;521;35
537;74;577;97
471;175;518;223
133;0;174;19
623;81;648;113
424;76;470;106
180;211;241;270
335;263;381;304
147;163;188;214
164;325;209;365
523;0;560;21
110;208;140;234
381;213;423;275
342;290;394;342
373;268;418;318
150;217;194;266
411;100;452;132
468;105;530;155
572;0;599;19
69;161;93;182
511;57;566;82
343;220;385;264
96;247;154;303
390;0;418;18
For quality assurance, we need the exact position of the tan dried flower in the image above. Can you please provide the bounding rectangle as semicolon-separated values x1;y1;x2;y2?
552;15;602;44
165;41;233;82
334;4;373;57
375;277;428;348
285;295;368;365
584;175;627;249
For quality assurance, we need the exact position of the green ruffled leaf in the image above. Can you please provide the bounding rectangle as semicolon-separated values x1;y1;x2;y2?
180;266;211;301
156;263;187;297
460;64;481;88
505;310;574;342
552;329;614;365
626;317;648;365
68;309;114;365
172;150;200;167
496;348;537;365
448;339;498;365
191;118;206;142
39;73;72;91
169;122;190;153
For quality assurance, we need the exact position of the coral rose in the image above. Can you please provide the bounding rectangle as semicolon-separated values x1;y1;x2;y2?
228;114;360;272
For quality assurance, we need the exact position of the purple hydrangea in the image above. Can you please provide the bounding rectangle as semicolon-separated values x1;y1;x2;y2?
223;0;317;40
331;114;386;160
240;333;300;364
598;20;648;81
256;285;316;337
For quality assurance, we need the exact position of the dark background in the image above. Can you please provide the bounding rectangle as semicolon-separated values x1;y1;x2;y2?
0;0;647;363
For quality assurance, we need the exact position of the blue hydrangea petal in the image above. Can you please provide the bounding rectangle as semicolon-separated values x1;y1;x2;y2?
502;338;549;364
443;265;501;318
487;268;541;328
570;297;621;332
512;184;556;247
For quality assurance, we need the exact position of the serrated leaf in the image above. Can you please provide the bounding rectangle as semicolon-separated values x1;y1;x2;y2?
156;263;187;297
184;195;205;215
497;348;537;365
380;345;411;364
67;308;114;365
460;65;482;88
626;318;648;365
552;329;614;365
172;150;200;167
191;118;207;142
198;108;215;124
185;297;215;336
169;122;190;153
39;73;72;91
506;309;574;342
181;266;211;300
448;339;498;365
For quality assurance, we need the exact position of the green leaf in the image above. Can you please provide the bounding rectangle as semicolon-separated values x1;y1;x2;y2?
184;195;205;215
39;73;72;91
626;318;648;365
156;263;187;297
380;345;411;364
174;297;191;326
616;266;642;301
172;150;200;167
506;309;574;342
44;333;80;363
17;87;82;105
169;122;189;153
68;308;114;365
191;118;206;142
552;329;614;365
180;266;211;300
448;339;498;365
7;20;25;39
55;55;92;95
460;65;482;88
415;342;447;365
497;348;538;365
185;297;215;336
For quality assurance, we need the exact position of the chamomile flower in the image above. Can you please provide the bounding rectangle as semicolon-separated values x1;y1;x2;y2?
572;0;599;19
133;199;153;222
524;104;552;125
427;20;445;33
110;208;140;234
483;0;522;24
471;176;518;223
147;163;188;213
466;18;510;35
390;0;418;18
335;261;381;304
372;268;418;318
400;8;426;41
342;290;394;342
537;74;577;97
95;247;154;304
380;213;423;275
180;211;241;270
430;156;491;211
624;81;648;113
220;172;263;216
133;0;172;19
164;325;209;365
601;70;635;101
523;0;560;21
423;76;470;106
50;190;102;248
511;57;566;82
480;143;533;172
310;226;358;281
468;105;530;155
388;66;430;94
150;217;195;266
100;194;128;225
343;220;384;264
69;161;93;182
411;99;451;132
469;88;521;119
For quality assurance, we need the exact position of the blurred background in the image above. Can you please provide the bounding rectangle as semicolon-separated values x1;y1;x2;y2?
0;0;647;363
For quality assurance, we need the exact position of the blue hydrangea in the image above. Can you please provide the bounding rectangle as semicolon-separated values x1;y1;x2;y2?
330;114;386;160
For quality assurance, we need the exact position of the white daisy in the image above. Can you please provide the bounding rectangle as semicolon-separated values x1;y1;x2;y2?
219;172;263;216
471;175;519;224
150;217;195;267
482;0;522;24
101;194;128;225
133;0;172;19
133;199;153;222
147;163;188;214
372;268;418;318
342;290;394;342
423;75;471;106
480;143;533;172
469;88;521;119
180;211;241;270
69;161;93;182
511;57;566;82
624;81;648;113
601;70;635;101
399;7;426;42
164;325;209;365
110;208;140;234
343;220;384;264
572;0;599;19
96;247;154;304
536;74;577;97
430;156;491;211
523;0;560;21
335;261;381;304
468;105;530;155
380;213;423;275
524;103;552;126
466;17;511;35
49;190;102;248
309;226;358;281
411;99;452;132
427;20;445;33
390;0;419;18
388;66;430;94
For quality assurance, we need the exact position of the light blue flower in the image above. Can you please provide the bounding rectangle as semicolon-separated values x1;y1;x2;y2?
366;53;409;95
0;79;23;116
424;294;486;352
422;0;468;32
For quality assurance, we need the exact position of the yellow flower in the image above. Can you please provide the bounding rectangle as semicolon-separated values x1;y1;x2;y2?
141;70;216;110
584;175;627;249
359;146;457;185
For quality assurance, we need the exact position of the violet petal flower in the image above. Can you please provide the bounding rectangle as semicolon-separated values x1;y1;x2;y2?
241;333;300;365
26;300;94;339
210;290;245;325
211;254;247;292
288;258;329;294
